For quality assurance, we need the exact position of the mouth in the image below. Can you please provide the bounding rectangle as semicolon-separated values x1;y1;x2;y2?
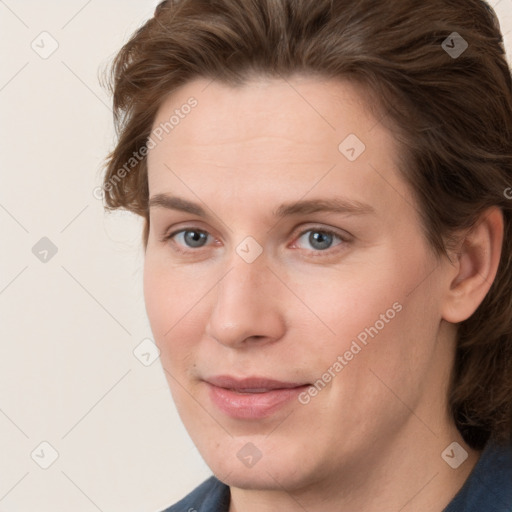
204;375;311;419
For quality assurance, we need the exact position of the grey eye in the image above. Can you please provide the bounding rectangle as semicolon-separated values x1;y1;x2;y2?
178;230;209;248
296;230;341;251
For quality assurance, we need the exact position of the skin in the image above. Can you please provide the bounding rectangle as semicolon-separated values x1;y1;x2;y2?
143;75;504;512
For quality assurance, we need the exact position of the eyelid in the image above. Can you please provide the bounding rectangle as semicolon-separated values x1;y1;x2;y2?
160;221;213;242
293;224;351;242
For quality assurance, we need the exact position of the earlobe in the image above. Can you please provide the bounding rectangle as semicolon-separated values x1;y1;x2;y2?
441;206;504;324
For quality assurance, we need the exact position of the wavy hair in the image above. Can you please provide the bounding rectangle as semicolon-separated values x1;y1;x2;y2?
101;0;512;449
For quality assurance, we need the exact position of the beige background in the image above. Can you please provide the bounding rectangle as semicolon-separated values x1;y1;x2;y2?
1;1;512;511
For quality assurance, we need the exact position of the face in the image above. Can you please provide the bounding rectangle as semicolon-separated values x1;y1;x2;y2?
144;76;456;492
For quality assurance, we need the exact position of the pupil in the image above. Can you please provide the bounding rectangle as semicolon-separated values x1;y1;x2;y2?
185;230;206;247
310;231;332;250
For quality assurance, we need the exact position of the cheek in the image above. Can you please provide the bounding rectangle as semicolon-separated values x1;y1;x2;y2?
143;256;189;351
143;258;171;337
143;250;197;333
289;247;439;375
143;254;213;375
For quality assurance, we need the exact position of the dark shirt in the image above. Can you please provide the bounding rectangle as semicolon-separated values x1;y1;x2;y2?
160;442;512;512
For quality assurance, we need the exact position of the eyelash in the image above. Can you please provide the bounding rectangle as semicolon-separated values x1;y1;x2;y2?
160;226;350;256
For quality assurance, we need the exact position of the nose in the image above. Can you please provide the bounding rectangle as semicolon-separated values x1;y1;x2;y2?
204;253;286;349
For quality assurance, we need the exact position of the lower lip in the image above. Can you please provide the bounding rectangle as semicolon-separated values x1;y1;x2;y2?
206;383;309;419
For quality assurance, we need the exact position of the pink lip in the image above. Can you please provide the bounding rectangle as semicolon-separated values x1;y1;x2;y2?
204;375;310;419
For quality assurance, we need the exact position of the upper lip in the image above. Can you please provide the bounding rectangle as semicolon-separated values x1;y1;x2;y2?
205;375;309;391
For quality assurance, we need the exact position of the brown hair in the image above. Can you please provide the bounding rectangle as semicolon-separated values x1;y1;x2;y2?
101;0;512;450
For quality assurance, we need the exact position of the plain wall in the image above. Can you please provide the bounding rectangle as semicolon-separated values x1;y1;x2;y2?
1;1;511;510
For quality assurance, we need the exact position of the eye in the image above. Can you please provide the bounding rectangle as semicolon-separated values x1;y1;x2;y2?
162;226;349;256
293;227;346;252
164;228;211;251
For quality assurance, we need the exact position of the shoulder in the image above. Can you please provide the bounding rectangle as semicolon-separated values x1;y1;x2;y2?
443;441;512;512
158;476;230;512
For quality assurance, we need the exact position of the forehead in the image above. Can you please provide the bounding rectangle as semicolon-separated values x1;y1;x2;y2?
146;76;413;225
149;75;382;152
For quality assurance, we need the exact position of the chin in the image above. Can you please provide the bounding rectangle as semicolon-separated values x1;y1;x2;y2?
202;442;318;492
219;465;310;492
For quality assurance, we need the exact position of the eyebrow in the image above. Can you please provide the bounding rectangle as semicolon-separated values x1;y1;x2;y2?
148;193;375;218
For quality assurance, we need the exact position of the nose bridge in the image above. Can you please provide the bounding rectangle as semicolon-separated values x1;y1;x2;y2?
205;251;285;347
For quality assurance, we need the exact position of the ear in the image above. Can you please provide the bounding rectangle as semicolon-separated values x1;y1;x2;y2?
441;206;504;323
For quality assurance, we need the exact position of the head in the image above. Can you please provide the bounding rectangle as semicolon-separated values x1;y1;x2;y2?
102;0;512;491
